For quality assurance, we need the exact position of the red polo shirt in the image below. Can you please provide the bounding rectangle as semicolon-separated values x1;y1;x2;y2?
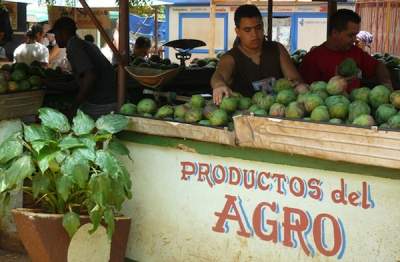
299;44;379;93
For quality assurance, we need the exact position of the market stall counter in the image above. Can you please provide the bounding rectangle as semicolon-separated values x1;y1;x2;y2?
118;115;400;262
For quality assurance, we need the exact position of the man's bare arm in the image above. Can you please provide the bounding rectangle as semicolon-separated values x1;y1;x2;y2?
278;43;303;85
211;54;235;104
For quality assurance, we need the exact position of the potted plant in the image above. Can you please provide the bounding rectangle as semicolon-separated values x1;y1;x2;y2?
0;107;133;262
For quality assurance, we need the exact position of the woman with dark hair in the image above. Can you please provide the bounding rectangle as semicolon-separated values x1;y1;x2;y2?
0;8;15;61
13;24;49;66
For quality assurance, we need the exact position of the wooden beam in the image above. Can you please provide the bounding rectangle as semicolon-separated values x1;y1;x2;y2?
117;0;130;110
327;0;337;38
209;0;216;57
154;6;159;56
267;0;273;41
78;0;121;63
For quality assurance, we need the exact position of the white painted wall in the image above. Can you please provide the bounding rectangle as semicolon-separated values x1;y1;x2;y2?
121;142;400;262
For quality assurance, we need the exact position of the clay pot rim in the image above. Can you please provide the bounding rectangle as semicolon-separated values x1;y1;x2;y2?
11;208;131;221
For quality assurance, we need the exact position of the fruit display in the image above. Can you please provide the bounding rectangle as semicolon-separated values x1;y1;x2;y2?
373;53;400;70
188;57;219;69
290;49;307;67
121;74;400;130
337;58;360;77
0;62;45;94
130;54;179;70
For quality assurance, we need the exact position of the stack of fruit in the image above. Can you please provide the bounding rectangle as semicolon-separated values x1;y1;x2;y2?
130;54;179;70
0;62;44;94
120;59;400;130
373;53;400;70
291;49;307;68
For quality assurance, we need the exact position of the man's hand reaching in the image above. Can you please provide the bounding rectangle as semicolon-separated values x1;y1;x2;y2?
213;86;232;105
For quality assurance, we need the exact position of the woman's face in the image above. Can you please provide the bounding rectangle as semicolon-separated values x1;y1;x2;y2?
36;31;44;42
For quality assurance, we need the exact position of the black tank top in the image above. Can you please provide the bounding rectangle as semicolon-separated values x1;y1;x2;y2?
227;40;283;97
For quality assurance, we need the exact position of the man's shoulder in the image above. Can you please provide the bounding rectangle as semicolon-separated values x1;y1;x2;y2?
347;45;371;58
305;44;327;56
67;36;86;51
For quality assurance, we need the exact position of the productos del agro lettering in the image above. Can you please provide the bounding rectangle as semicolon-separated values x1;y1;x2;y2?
180;161;376;259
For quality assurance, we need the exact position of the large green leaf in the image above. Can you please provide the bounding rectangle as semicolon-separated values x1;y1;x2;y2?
60;154;87;176
95;114;128;134
110;178;125;210
120;165;132;196
104;208;115;240
95;150;122;179
0;172;7;193
0;134;23;164
62;211;81;238
72;163;89;189
80;135;96;151
89;204;102;234
38;146;59;174
88;173;111;207
32;174;50;198
72;148;96;162
72;110;95;136
0;192;10;213
56;175;74;202
55;151;68;164
59;136;84;150
23;124;55;142
108;138;131;159
31;140;49;154
1;155;35;193
38;108;71;133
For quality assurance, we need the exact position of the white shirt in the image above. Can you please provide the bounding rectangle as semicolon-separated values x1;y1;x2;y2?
13;42;49;65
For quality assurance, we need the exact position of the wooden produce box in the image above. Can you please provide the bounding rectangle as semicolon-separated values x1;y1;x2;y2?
233;115;400;169
0;90;44;120
126;116;236;146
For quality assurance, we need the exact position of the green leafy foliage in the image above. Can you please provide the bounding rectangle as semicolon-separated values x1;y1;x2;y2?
62;211;81;238
72;110;95;136
38;107;71;133
0;134;23;164
0;108;132;239
95;114;129;134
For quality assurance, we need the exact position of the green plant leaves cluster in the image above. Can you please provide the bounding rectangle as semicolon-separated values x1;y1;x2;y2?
0;108;132;239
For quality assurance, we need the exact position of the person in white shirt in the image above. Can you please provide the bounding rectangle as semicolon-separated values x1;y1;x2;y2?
13;24;49;66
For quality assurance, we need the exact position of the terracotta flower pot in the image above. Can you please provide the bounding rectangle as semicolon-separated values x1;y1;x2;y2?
12;208;131;262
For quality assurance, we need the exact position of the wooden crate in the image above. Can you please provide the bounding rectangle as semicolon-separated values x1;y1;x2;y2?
0;90;44;120
234;115;400;169
126;116;236;146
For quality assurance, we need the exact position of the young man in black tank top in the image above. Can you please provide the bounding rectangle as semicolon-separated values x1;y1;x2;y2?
211;4;303;105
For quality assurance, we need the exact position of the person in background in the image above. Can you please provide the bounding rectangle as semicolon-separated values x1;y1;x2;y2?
356;31;373;53
49;16;117;119
132;36;151;60
84;34;95;44
13;24;49;66
0;9;20;62
0;27;7;61
211;4;302;104
100;19;120;65
299;9;392;92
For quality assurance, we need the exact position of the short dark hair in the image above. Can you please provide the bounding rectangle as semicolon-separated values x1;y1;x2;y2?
234;4;262;28
49;16;77;34
26;24;43;40
135;36;151;49
328;9;361;35
84;34;95;43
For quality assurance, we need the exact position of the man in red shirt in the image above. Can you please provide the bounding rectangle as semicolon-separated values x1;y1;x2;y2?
299;9;392;93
